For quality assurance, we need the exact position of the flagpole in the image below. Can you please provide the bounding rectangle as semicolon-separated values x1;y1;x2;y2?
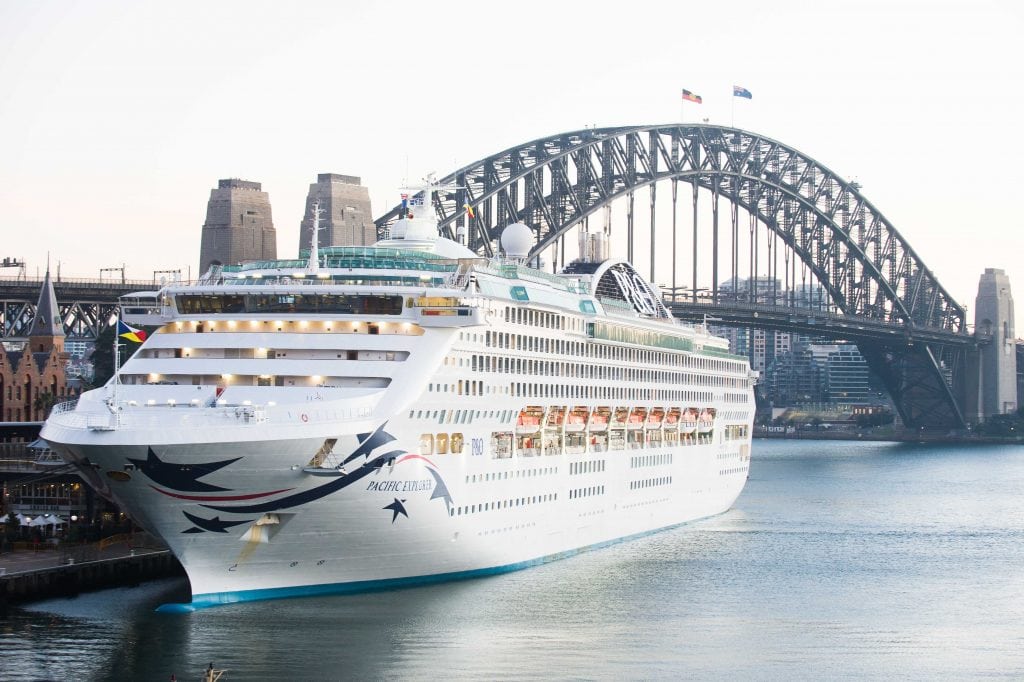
111;319;121;410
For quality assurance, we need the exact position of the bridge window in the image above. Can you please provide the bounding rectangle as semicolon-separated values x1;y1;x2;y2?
175;293;403;315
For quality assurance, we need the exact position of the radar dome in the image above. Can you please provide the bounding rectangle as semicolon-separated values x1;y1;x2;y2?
501;223;533;259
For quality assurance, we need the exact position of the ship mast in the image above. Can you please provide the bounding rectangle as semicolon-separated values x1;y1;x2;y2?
307;200;323;275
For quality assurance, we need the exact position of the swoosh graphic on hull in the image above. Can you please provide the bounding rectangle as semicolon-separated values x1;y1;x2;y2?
152;485;294;501
201;450;405;514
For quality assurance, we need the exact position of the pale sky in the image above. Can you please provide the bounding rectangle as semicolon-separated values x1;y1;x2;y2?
1;0;1022;329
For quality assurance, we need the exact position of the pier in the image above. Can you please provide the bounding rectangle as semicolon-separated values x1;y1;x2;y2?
0;537;183;606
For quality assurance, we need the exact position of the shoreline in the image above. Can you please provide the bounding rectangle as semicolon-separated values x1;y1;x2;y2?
754;430;1024;445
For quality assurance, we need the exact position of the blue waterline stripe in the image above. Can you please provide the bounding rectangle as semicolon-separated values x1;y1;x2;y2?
156;511;726;613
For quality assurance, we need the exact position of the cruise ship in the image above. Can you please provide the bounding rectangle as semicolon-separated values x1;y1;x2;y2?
41;186;756;610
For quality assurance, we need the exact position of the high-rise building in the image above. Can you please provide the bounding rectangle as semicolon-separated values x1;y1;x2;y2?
820;344;874;405
198;179;277;274
298;174;374;252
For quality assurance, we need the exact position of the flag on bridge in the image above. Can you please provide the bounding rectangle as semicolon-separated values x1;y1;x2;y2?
463;203;476;219
681;89;702;104
117;319;147;343
733;85;753;99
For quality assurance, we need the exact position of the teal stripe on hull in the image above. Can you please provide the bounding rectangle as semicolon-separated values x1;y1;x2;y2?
156;511;724;613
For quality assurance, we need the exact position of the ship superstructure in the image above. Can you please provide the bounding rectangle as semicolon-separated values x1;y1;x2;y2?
42;186;755;609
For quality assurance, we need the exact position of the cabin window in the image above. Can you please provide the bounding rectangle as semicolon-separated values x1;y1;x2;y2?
419;434;434;456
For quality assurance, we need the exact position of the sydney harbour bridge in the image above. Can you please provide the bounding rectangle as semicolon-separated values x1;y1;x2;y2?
374;124;993;431
0;125;1006;430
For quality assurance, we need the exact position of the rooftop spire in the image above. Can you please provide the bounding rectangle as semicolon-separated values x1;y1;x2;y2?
28;268;64;340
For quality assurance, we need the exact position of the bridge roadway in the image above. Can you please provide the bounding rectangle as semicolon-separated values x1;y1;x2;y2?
2;274;981;349
0;276;156;300
665;298;984;348
0;276;157;339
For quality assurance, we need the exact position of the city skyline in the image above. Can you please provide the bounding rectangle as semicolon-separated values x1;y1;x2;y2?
1;1;1021;326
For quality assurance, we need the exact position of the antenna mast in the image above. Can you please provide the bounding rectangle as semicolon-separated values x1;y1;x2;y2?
307;200;323;274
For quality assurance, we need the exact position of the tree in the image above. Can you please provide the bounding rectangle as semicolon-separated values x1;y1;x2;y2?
90;324;151;386
33;390;59;418
3;512;21;541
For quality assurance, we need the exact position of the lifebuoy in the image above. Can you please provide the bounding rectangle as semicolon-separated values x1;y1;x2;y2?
300;413;309;423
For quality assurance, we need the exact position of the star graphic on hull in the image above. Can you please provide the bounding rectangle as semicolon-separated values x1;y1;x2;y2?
384;498;408;523
181;511;252;534
128;447;240;492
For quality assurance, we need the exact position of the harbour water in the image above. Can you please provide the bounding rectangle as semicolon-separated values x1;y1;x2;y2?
3;439;1023;680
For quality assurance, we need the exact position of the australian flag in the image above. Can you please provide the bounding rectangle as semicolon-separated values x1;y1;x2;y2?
733;85;753;100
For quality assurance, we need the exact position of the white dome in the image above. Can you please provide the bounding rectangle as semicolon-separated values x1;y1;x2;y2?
501;222;533;258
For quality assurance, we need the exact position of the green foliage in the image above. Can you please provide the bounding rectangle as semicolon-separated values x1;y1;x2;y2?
90;324;152;386
33;390;59;416
3;512;20;540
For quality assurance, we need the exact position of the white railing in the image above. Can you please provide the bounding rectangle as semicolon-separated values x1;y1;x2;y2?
48;400;377;431
51;400;79;415
49;403;269;430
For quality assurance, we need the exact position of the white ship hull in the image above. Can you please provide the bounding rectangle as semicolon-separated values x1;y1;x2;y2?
44;400;749;609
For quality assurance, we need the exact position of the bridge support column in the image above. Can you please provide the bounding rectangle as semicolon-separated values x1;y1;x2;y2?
969;268;1017;422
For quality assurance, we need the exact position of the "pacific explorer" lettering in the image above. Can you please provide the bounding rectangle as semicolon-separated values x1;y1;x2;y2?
365;479;434;493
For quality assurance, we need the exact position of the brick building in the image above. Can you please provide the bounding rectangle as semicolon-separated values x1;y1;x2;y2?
0;270;72;421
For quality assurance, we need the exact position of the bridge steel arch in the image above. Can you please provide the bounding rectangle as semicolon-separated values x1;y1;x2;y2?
375;125;973;429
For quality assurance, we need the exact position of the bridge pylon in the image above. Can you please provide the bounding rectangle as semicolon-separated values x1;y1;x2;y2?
964;269;1017;422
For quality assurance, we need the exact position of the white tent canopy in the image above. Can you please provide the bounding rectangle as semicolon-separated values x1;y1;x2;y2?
28;514;66;527
0;512;31;526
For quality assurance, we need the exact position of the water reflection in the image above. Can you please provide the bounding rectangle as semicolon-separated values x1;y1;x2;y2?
5;440;1024;680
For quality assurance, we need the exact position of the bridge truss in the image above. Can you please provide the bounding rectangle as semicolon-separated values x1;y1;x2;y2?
0;278;153;341
376;125;975;428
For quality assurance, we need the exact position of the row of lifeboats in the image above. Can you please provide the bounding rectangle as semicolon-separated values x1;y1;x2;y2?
516;406;715;435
